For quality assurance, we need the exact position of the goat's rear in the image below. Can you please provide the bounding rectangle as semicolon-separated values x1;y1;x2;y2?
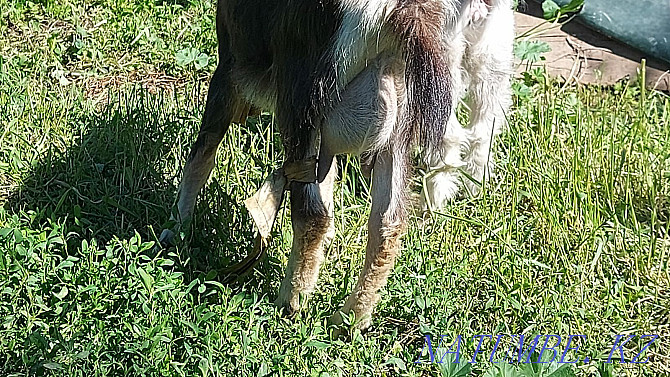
162;0;514;335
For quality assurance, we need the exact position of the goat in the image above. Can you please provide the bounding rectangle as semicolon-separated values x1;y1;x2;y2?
160;0;514;332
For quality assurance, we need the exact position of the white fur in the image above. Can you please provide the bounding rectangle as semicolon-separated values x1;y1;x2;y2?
421;0;514;209
331;0;397;89
325;0;514;211
321;54;400;156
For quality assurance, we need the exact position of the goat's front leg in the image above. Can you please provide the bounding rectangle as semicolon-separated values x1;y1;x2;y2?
332;148;407;331
159;64;238;245
276;158;337;313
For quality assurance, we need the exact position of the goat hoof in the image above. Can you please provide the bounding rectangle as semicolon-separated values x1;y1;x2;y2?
331;326;345;340
274;297;299;318
329;311;344;326
328;312;348;339
158;228;175;247
329;310;372;336
329;316;372;340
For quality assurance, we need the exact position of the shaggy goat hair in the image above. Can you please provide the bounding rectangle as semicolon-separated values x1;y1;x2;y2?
161;0;514;332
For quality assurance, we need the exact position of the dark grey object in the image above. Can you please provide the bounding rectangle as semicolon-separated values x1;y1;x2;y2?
551;0;670;64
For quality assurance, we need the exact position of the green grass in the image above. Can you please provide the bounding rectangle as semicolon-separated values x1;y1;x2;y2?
1;0;669;376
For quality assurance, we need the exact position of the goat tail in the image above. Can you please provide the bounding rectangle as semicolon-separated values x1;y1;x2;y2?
389;0;452;152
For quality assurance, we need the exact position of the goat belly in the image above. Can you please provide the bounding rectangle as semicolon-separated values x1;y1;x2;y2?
320;55;399;158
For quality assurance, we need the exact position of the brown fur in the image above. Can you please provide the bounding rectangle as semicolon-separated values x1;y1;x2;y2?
389;0;452;153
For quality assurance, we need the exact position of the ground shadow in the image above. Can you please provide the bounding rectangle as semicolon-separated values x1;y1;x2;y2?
2;85;283;296
5;90;177;242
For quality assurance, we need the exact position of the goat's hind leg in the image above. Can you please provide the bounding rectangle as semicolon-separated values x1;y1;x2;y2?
420;111;467;211
159;65;237;244
419;26;468;211
272;52;339;314
331;147;408;332
461;4;513;196
275;55;397;314
275;159;337;313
